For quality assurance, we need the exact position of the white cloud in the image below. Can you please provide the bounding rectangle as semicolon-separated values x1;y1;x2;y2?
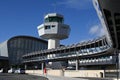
99;27;105;36
89;25;99;34
89;24;105;37
55;0;92;10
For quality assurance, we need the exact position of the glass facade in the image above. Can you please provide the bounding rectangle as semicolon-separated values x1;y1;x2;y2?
7;36;47;66
45;17;63;23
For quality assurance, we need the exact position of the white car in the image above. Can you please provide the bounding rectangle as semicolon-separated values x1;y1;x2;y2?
8;68;15;73
66;66;75;70
15;68;25;74
0;68;3;73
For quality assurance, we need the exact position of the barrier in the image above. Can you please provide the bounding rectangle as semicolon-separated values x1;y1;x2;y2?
64;70;104;78
25;70;104;78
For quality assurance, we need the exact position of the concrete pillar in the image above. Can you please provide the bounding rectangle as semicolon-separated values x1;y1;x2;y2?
25;64;27;69
118;53;120;79
115;50;120;79
41;63;44;74
48;39;60;49
76;60;79;70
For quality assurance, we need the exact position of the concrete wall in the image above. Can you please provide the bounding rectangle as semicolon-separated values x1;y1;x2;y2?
26;70;104;78
26;70;43;74
47;70;64;76
26;70;63;76
64;70;104;78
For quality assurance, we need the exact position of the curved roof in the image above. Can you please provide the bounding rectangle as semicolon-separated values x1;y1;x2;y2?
8;35;47;43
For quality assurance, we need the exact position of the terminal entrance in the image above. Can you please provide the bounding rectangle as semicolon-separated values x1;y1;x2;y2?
0;59;9;73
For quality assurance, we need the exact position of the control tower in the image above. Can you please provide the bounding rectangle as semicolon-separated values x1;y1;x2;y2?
37;13;70;49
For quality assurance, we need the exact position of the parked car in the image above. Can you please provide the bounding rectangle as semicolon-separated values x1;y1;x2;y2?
0;68;3;73
15;68;25;74
66;66;75;70
8;68;15;73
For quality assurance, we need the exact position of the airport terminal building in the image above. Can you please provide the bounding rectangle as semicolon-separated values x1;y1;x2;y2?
0;0;120;78
0;35;47;70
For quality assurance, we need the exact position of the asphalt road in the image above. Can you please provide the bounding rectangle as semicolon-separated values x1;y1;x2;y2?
0;73;48;80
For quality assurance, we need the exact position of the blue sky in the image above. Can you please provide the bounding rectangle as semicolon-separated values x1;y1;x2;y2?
0;0;104;45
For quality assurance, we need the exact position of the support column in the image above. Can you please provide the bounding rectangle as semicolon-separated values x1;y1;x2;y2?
76;60;79;70
25;64;27;70
118;52;120;79
41;63;44;74
48;39;60;49
115;49;120;79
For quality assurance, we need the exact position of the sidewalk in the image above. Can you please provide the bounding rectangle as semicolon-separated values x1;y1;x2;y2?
32;74;89;80
44;75;88;80
31;73;119;80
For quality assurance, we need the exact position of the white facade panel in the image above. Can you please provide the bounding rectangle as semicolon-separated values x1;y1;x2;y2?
44;22;58;34
37;24;45;36
0;40;8;57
